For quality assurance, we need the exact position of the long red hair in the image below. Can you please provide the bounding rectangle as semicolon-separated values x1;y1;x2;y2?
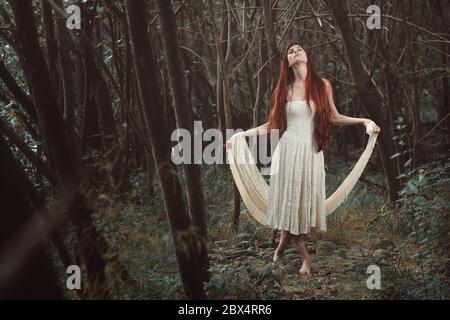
265;42;333;152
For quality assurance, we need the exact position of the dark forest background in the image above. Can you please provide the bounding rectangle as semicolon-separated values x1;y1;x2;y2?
0;0;449;299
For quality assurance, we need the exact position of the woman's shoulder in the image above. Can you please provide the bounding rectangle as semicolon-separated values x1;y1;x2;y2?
320;76;331;87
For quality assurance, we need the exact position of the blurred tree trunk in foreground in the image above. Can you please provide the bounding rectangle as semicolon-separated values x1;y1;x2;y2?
125;0;205;299
156;0;209;282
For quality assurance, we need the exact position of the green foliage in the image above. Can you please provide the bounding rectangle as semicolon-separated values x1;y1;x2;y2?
205;262;284;299
387;160;450;299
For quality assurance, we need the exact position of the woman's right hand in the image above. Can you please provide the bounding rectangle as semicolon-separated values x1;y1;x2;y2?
225;132;245;149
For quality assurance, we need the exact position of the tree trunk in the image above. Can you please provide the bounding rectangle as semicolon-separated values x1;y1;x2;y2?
9;0;112;298
208;0;233;130
325;0;401;205
83;4;122;189
0;134;63;299
81;93;102;152
0;59;37;122
0;117;55;184
442;48;450;146
0;125;76;286
125;0;205;299
155;0;209;282
208;0;242;230
262;0;279;91
40;0;61;108
433;0;450;144
53;0;78;153
253;31;268;127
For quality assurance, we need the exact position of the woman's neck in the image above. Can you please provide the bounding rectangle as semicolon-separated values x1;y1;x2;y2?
291;62;307;82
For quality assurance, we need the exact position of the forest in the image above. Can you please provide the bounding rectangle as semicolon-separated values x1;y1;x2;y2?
0;0;449;300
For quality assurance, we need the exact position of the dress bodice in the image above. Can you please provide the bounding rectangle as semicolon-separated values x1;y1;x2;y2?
284;100;315;141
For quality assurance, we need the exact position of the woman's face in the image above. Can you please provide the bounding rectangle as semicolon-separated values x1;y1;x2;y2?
286;44;307;67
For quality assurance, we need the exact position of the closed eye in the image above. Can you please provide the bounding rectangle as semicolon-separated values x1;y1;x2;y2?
290;47;302;53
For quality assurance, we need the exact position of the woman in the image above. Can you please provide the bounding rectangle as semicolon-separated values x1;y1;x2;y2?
226;42;380;276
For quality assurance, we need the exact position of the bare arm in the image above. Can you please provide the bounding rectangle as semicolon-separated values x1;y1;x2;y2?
242;122;269;137
225;122;269;149
322;78;370;127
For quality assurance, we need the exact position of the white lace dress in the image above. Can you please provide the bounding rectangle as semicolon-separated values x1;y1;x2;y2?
266;100;326;235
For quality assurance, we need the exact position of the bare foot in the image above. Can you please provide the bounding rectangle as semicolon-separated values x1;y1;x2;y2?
273;250;282;262
299;259;312;276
